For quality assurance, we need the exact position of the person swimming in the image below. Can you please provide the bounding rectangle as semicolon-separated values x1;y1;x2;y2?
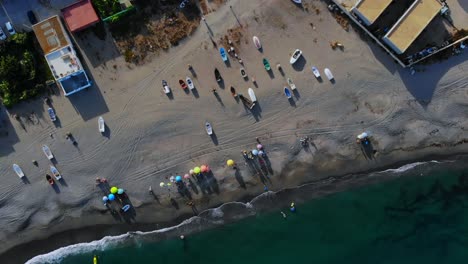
290;202;296;212
281;211;287;218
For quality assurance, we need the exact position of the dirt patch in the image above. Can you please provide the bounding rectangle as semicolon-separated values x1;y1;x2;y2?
218;25;248;59
110;1;201;64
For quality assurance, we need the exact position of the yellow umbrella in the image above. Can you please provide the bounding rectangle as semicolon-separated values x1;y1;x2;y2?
110;187;118;194
194;167;201;174
227;159;235;166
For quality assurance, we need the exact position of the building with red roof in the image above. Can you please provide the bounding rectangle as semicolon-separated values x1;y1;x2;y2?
62;0;100;33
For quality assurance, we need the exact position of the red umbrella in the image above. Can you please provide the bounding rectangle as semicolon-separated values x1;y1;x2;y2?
201;165;208;173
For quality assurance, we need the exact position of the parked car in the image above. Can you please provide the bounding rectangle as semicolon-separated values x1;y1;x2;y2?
5;22;15;35
0;27;6;40
27;11;38;25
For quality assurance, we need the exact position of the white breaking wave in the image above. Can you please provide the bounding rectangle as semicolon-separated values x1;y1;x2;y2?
26;202;255;264
379;160;440;174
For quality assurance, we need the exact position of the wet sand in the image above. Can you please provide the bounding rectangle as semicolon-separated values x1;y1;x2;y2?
0;0;467;262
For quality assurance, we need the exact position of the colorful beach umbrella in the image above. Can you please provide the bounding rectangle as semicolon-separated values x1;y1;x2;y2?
252;149;259;156
110;187;118;194
160;182;165;187
194;167;201;174
184;174;190;179
175;175;182;182
170;176;175;183
227;159;235;166
117;188;124;194
102;196;108;202
258;150;264;156
257;144;263;150
189;169;194;175
201;165;207;173
108;194;115;201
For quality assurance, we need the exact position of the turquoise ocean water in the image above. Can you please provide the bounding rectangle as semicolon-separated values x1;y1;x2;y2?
29;160;468;264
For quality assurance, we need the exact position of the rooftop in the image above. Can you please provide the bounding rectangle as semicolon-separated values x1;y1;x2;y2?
383;0;443;54
352;0;393;26
62;0;99;32
32;16;70;54
46;46;81;79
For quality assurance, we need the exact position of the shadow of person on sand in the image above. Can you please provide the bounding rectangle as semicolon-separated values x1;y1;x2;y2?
235;169;246;189
263;154;274;174
213;92;225;107
188;178;199;194
292;56;306;71
288;98;296;107
205;171;220;194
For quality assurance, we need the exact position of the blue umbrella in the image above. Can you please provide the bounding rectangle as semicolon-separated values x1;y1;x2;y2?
117;188;124;194
102;196;108;202
252;149;259;156
108;194;115;201
175;175;182;182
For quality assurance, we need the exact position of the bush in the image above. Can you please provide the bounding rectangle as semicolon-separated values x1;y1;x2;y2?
0;32;49;107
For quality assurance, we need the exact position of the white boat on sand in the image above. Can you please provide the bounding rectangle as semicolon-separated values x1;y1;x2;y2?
186;77;195;90
42;145;53;160
253;36;261;49
312;66;321;78
98;116;105;133
13;164;24;178
290;49;302;64
50;165;62;180
205;122;213;135
248;88;257;102
324;68;334;81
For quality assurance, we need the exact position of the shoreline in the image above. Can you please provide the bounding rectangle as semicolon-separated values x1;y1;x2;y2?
3;150;467;264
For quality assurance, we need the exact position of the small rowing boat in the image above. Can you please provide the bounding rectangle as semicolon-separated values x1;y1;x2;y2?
13;164;24;178
98;116;105;133
50;165;62;180
42;145;53;160
312;66;321;78
324;68;334;81
284;87;292;99
205;122;213;135
290;49;302;64
248;88;257;102
253;36;261;49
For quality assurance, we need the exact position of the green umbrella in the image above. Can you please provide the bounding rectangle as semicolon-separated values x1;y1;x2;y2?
110;186;118;194
194;167;201;174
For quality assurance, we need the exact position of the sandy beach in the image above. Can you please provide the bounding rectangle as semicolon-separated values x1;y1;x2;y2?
0;0;467;262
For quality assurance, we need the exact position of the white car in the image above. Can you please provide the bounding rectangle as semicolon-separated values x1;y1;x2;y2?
0;28;6;40
5;22;15;35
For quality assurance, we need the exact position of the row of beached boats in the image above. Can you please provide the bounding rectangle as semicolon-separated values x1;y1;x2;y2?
161;77;195;94
13;114;107;180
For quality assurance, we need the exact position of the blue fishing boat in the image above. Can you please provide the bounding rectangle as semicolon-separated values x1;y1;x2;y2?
284;87;292;99
220;47;228;62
